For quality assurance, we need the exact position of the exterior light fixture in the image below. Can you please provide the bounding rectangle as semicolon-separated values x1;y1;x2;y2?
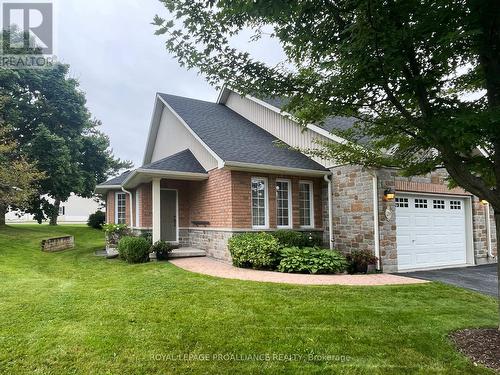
480;199;489;205
383;188;395;201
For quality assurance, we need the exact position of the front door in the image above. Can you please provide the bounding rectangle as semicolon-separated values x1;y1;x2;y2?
160;190;177;242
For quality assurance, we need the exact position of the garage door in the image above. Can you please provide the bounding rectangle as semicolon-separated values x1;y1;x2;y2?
396;194;467;271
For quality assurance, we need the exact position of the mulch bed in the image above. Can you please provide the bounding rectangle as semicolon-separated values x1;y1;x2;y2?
450;328;500;372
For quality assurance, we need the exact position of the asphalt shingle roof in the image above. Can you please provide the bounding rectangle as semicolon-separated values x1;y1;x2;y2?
141;149;207;174
158;93;327;171
99;170;132;186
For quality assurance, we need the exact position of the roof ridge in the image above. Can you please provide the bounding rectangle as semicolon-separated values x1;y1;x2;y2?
157;92;216;106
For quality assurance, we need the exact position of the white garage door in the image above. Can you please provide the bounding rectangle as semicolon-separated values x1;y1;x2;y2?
396;194;467;271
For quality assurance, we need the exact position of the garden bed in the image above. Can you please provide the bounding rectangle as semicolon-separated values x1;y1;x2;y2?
450;328;500;372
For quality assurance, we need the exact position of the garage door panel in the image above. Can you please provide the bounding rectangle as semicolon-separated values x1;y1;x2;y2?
415;216;430;226
396;234;412;246
433;234;448;245
396;194;467;271
433;216;447;227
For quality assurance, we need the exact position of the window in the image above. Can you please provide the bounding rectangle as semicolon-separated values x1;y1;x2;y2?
251;177;268;228
414;198;428;208
276;179;291;228
299;181;314;227
395;197;409;208
433;199;445;209
450;200;462;210
115;192;126;224
58;206;65;215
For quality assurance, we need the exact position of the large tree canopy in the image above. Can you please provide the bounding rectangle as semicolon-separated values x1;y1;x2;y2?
154;0;499;206
0;127;44;226
0;30;131;224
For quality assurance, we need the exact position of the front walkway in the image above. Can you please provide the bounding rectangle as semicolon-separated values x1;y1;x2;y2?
169;257;429;286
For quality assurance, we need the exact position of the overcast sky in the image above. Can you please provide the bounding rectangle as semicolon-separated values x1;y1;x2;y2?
54;0;284;168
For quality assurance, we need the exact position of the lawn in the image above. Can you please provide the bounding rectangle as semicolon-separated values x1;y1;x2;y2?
0;225;497;374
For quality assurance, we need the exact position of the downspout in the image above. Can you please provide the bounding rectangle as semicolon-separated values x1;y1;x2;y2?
324;174;334;250
485;202;494;259
121;187;134;229
370;172;381;270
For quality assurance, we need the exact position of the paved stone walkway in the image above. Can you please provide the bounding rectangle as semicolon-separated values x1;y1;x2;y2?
169;257;429;286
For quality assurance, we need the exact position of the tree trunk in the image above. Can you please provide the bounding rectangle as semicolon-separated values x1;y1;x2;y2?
495;210;500;330
49;198;60;226
0;203;6;227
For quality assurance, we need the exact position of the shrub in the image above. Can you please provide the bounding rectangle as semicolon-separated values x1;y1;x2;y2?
103;223;130;247
139;231;153;245
87;211;106;229
117;236;151;264
228;232;280;269
278;247;347;274
346;249;378;274
151;240;173;260
272;230;323;248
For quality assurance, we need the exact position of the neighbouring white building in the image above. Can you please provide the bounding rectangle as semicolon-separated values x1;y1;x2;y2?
6;194;103;224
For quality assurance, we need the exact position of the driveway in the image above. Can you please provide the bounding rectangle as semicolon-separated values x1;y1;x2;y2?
402;264;498;297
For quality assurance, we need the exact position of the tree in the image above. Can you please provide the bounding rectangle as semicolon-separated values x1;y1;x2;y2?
0;127;44;226
154;0;500;317
0;30;131;224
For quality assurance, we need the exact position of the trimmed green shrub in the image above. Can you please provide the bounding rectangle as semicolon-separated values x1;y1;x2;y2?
228;232;280;269
87;211;106;229
272;230;323;248
151;240;173;261
140;231;153;245
278;247;347;274
346;250;378;274
117;236;151;264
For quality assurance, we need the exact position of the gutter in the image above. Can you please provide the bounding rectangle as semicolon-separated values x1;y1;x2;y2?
370;171;381;270
224;161;330;177
121;187;134;229
485;202;494;259
324;174;334;250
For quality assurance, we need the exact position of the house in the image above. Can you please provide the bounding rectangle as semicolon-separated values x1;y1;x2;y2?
95;88;497;272
6;194;102;224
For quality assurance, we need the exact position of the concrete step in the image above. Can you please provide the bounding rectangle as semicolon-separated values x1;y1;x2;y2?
169;247;206;258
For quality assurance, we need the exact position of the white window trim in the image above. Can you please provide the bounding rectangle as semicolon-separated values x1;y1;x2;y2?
276;178;292;229
115;192;126;224
299;180;315;228
251;177;269;229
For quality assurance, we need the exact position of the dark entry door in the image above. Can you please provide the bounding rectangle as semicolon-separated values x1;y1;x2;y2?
160;190;177;242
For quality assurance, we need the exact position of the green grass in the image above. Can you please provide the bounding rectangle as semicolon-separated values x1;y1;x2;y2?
0;225;497;374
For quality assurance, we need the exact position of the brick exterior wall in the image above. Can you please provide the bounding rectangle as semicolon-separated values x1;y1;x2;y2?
189;168;233;227
138;183;152;228
105;168;325;262
105;190;131;226
231;171;323;230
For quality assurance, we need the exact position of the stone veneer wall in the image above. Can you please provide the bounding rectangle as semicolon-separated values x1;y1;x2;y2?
330;165;375;254
376;168;398;272
179;228;234;262
329;166;497;272
472;196;497;263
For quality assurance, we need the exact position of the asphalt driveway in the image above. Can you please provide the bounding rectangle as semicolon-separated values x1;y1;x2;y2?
402;264;498;297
